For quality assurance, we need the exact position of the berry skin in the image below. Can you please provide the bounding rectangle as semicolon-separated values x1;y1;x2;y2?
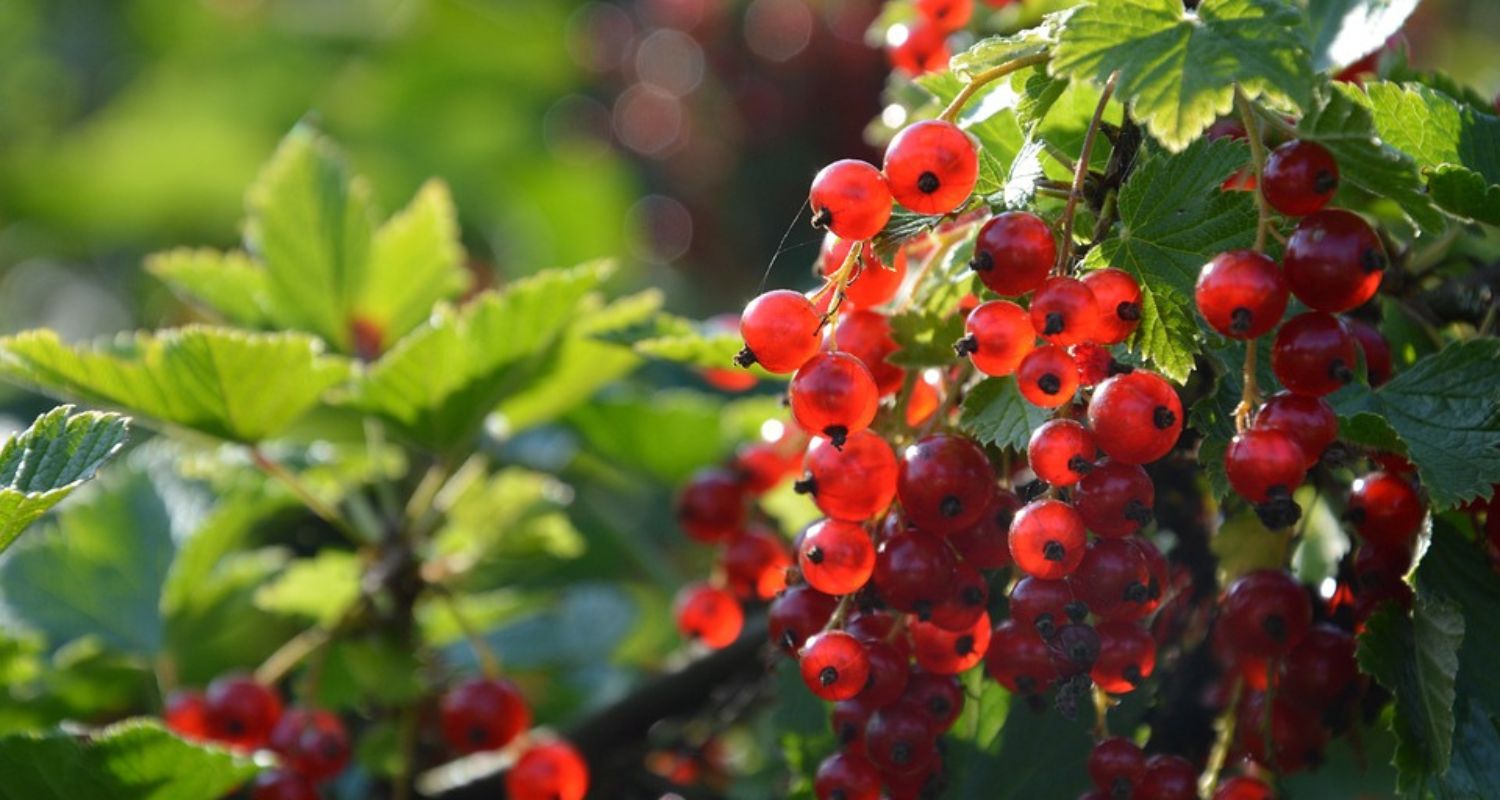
1195;250;1290;339
864;703;939;775
886;20;949;76
1087;372;1183;465
911;611;991;674
164;691;209;741
985;620;1059;694
1348;471;1425;552
835;309;905;395
928;560;990;632
1254;391;1337;469
1279;623;1357;708
1072;342;1116;387
674;583;745;648
970;211;1056;296
1346;318;1392;385
675;468;748;544
897;434;996;536
1009;576;1082;640
1028;419;1097;487
769;585;838;653
738;289;823;373
1016;345;1081;408
1214;775;1275;800
721;526;791;600
269;708;350;783
1262;139;1340;216
1091;621;1157;693
1221;570;1312;659
1031;276;1100;346
1082;268;1142;345
251;771;319;800
203;675;283;751
948;487;1021;569
832;696;878;753
1088;737;1146;798
873;529;956;617
1075;459;1155;537
733;441;801;495
1070;538;1151;622
507;741;590;800
905;368;943;427
798;519;876;595
1282;209;1387;313
438;677;531;755
789;352;879;447
810;160;892;241
823;237;909;311
802;431;898;522
1137;754;1199;800
800;631;871;701
1272;312;1358;396
858;640;912;708
1048;622;1102;677
882;120;979;215
916;0;972;31
1234;692;1327;774
814;751;882;800
958;300;1036;377
1008;499;1087;580
1225;428;1307;504
903;671;965;732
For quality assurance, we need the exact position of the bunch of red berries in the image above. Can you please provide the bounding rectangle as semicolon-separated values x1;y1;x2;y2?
886;0;1019;77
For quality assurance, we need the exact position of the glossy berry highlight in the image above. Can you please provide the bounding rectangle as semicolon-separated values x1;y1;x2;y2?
1282;209;1386;313
809;159;892;241
1195;249;1289;339
789;352;879;447
882;120;978;215
970;211;1056;296
737;289;823;374
1262;139;1339;216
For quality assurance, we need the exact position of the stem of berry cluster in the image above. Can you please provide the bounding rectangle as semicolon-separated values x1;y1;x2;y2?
1056;71;1119;274
435;584;503;678
1199;677;1245;796
938;52;1052;123
250;446;364;544
817;240;865;335
1234;87;1272;254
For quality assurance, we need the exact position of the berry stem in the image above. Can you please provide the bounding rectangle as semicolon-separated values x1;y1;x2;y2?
1199;677;1244;797
254;626;333;687
1056;71;1119;274
815;240;865;337
434;584;504;678
938;52;1052;123
1234;86;1272;253
1233;341;1260;432
1042;141;1077;174
251;446;365;545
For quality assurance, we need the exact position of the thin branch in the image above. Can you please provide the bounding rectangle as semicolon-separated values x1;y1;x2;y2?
1057;71;1119;273
250;447;364;544
433;584;502;678
939;53;1052;123
1235;86;1273;253
1199;678;1244;797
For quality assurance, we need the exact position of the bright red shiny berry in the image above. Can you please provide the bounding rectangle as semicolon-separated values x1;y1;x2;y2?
916;0;972;31
769;585;838;653
203;675;283;751
1262;140;1339;216
835;309;905;395
1009;499;1087;580
1028;419;1096;487
1195;250;1289;339
1225;428;1307;504
1283;209;1386;313
1087;372;1183;465
802;431;898;522
1072;342;1116;386
1279;623;1357;707
1082;268;1142;344
874;529;956;616
810;160;892;241
165;691;208;741
970;211;1056;296
1137;754;1199;800
675;467;748;543
1254;391;1337;469
800;631;872;701
1272;312;1357;396
1070;538;1151;621
1031;277;1100;346
911;611;991;674
439;677;531;754
1349;471;1425;552
1076;459;1154;537
675;582;745;648
823;236;909;311
1088;737;1146;798
985;620;1059;694
798;519;876;595
949;487;1021;569
1214;775;1275;800
882;120;978;215
790;352;879;447
865;703;938;775
251;771;318;800
1346;318;1392;386
1221;570;1312;659
269;708;350;783
959;300;1036;376
738;289;823;373
814;751;882;800
1009;576;1082;640
507;741;590;800
1091;621;1156;693
720;527;791;601
1017;345;1080;408
897;434;995;536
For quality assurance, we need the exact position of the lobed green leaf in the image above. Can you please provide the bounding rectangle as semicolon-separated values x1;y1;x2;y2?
0;406;129;555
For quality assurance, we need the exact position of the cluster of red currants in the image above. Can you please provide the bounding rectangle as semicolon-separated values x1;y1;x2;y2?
886;0;1017;77
164;671;586;800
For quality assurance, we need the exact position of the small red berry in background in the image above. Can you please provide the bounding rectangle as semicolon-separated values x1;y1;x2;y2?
1261;139;1339;216
1254;391;1337;469
675;467;748;544
439;677;531;754
814;750;882;800
1220;570;1312;659
834;308;905;394
507;740;590;800
971;211;1056;296
269;708;350;783
1272;312;1358;396
251;770;319;800
1348;470;1425;553
674;582;745;648
915;0;973;32
164;690;209;741
1282;209;1386;313
822;238;908;311
202;675;283;751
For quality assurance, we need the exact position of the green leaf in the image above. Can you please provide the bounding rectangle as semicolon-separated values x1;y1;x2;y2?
431;468;584;570
567;391;732;485
960;377;1052;453
1332;339;1500;510
356;180;469;349
254;550;362;625
1086;137;1257;380
1358;595;1464;795
165;548;300;686
888;308;965;369
146;249;272;327
1361;81;1500;225
1212;511;1294;582
0;327;350;443
0;719;258;800
1307;0;1419;72
0;406;128;555
1428;164;1500;227
946;701;1094;799
1052;0;1313;151
315;635;426;710
948;10;1069;79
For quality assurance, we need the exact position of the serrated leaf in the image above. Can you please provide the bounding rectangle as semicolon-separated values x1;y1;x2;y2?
1052;0;1313;151
1361;81;1500;225
431;468;584;568
0;326;349;443
146;249;272;326
946;701;1094;799
0;406;128;555
566;392;733;484
1002;137;1047;209
1428;164;1500;226
888;308;966;369
0;719;258;800
1307;0;1419;72
1332;338;1500;510
960;377;1052;452
357;180;469;350
254;550;362;625
1085;137;1257;380
949;10;1069;79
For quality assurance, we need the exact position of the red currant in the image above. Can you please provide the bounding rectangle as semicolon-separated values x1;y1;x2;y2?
507;741;590;800
1220;570;1312;659
1087;372;1183;465
886;21;949;76
1346;318;1392;385
897;434;995;535
948;487;1021;569
802;431;898;522
864;703;938;775
1234;692;1327;774
903;671;965;732
1282;210;1386;313
1072;342;1116;386
675;468;747;543
1214;775;1275;800
1048;622;1102;676
1016;345;1080;408
1225;428;1307;505
882;120;978;215
1070;538;1152;622
674;582;744;648
800;632;871;703
1031;276;1100;346
164;691;208;741
269;708;350;783
790;352;879;447
958;300;1036;377
1254;391;1337;469
1008;499;1087;580
970;211;1055;296
928;559;990;632
1195;250;1289;339
1082;268;1142;344
203;674;283;751
915;0;972;31
823;236;909;311
810;160;892;241
1129;536;1169;617
905;368;943;427
814;751;882;800
1278;623;1357;708
1009;576;1082;640
873;529;956;616
858;640;911;708
738;289;824;373
798;519;876;595
438;677;531;755
832;696;878;753
1272;312;1357;396
1075;459;1154;537
733;441;800;495
835;309;905;396
251;771;319;800
720;527;790;601
1088;737;1146;798
911;611;991;674
985;620;1059;694
1091;621;1156;693
1028;419;1096;487
1137;754;1199;800
1261;139;1340;216
1348;471;1425;552
769;585;838;653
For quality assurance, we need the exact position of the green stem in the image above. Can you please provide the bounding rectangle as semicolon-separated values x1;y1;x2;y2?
1057;71;1119;274
250;447;363;544
1235;86;1273;253
939;53;1052;123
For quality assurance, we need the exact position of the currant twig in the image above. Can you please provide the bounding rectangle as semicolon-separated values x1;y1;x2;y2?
434;584;503;678
250;446;365;544
938;52;1052;123
1199;676;1244;797
1233;340;1260;432
1057;71;1119;274
1235;86;1273;253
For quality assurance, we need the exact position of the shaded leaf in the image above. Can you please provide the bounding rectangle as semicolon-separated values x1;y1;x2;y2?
960;377;1052;453
254;550;362;626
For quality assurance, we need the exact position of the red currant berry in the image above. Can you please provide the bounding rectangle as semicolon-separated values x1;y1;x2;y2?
1353;541;1414;596
835;309;905;395
734;441;800;495
1009;499;1087;580
1195;250;1290;339
958;300;1036;377
203;674;283;751
915;0;972;32
1214;775;1274;800
770;585;838;653
1087;372;1183;465
801;631;871;701
1009;576;1082;640
269;708;350;783
882;120;978;215
1088;737;1146;798
674;582;745;648
1028;419;1097;487
165;691;208;741
1070;538;1152;622
970;211;1055;296
1221;570;1312;659
1282;210;1386;313
790;352;879;447
1137;754;1199;800
1262;140;1340;216
864;703;938;775
911;611;991;674
1234;692;1327;774
1082;268;1142;345
1071;342;1116;386
886;21;949;76
823;236;909;311
251;771;319;800
814;751;882;800
1254;391;1337;469
721;526;791;600
1348;471;1425;552
810;160;892;241
1272;312;1357;396
897;434;995;535
507;741;590;800
847;609;910;653
873;529;956;616
1075;459;1155;537
801;431;898;522
905;368;943;427
675;468;747;544
928;559;989;632
985;620;1059;694
738;289;823;373
1225;428;1307;504
1016;345;1080;408
1031;276;1100;346
949;487;1021;569
798;519;876;595
903;671;965;732
832;696;878;753
1279;623;1357;707
883;758;943;800
438;677;531;755
858;640;911;708
1346;318;1392;385
1091;621;1156;694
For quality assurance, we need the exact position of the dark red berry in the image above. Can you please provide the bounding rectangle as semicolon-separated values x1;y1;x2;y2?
835;308;905;395
960;300;1036;376
832;696;878;753
970;211;1056;296
674;582;745;648
1346;318;1392;385
1082;268;1142;345
865;703;939;775
1076;459;1155;537
769;585;838;653
1136;754;1198;800
1009;576;1081;640
873;529;956;616
882;120;978;215
734;441;800;495
1088;737;1146;798
1272;312;1357;396
949;487;1021;569
1028;419;1096;487
203;675;283;751
676;467;748;543
1214;775;1275;800
1087;372;1183;465
1279;623;1357;707
269;708;350;783
903;671;965;732
1091;621;1156;693
1072;342;1116;386
1348;471;1424;552
886;21;949;77
814;751;882;800
1031;276;1100;346
810;160;892;241
823;237;909;311
1049;622;1103;676
799;519;876;595
1009;499;1087;580
858;640;911;708
1221;570;1312;659
801;631;871;701
1282;209;1386;313
251;771;318;800
897;434;995;536
985;620;1059;694
739;289;823;373
928;559;990;632
438;677;531;755
790;352;879;446
507;741;589;800
1070;538;1152;622
1195;250;1289;339
911;610;990;674
1235;691;1327;774
721;527;791;601
165;691;208;741
1262;140;1339;216
1254;391;1337;469
803;431;898;522
1225;428;1307;504
1017;345;1080;408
